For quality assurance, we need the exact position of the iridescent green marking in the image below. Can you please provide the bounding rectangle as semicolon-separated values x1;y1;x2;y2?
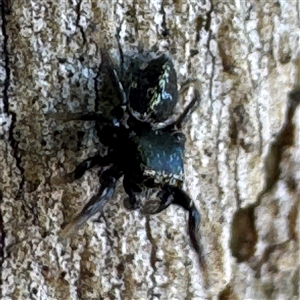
149;62;172;111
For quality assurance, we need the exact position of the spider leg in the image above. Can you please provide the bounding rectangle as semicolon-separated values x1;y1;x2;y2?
60;166;123;238
156;88;200;131
68;154;112;182
100;48;127;105
51;154;112;184
174;88;200;130
171;186;208;285
48;52;126;126
47;111;111;123
122;176;142;210
171;187;202;257
143;185;207;281
140;185;173;214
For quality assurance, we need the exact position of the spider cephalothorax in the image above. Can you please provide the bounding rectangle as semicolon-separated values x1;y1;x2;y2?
50;49;205;273
127;54;178;124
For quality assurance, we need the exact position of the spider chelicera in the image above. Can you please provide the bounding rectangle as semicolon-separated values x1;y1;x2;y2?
50;49;204;271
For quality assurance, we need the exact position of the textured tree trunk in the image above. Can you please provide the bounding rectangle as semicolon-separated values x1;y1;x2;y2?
0;0;299;299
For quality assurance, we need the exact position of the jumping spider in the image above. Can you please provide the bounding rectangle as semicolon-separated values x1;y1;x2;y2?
50;49;204;270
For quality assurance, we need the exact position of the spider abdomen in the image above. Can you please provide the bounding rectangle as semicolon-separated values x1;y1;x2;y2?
137;130;184;186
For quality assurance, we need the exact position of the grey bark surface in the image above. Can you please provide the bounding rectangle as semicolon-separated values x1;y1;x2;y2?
0;0;299;299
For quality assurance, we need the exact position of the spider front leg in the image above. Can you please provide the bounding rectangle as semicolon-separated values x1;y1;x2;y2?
52;154;112;184
122;176;142;210
60;166;123;238
67;154;112;182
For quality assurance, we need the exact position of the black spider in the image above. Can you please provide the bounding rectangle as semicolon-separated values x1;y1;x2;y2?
50;49;205;272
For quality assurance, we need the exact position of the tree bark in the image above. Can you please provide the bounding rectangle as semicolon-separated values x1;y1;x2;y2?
0;0;299;299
